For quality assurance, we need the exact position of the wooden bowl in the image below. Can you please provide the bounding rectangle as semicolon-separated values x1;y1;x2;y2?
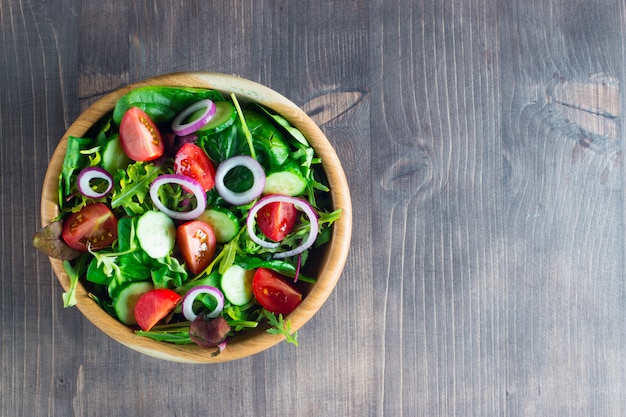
40;72;352;363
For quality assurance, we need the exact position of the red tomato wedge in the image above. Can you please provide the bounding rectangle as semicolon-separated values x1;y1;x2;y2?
174;143;216;192
252;268;302;315
256;199;297;242
134;288;182;331
119;107;164;161
61;203;118;252
176;220;217;275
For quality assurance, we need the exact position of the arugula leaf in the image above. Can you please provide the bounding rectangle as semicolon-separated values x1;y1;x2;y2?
111;162;162;215
262;310;298;346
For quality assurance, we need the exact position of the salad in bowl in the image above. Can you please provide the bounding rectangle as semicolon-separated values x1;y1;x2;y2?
34;72;351;363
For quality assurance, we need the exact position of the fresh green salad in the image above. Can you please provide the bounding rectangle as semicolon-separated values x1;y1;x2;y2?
34;86;341;353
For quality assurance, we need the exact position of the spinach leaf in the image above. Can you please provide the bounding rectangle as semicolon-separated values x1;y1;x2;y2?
235;256;314;283
198;120;246;164
59;136;95;206
177;271;221;294
112;86;224;125
198;109;290;172
244;110;290;171
86;257;111;285
116;217;136;252
62;254;90;307
254;104;309;146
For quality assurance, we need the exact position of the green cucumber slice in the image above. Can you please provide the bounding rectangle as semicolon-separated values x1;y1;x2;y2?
263;167;307;196
102;134;132;174
197;100;237;134
196;208;240;243
136;210;176;258
113;281;154;325
220;264;254;306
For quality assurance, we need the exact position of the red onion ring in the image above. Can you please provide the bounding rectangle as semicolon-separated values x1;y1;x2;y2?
149;174;207;220
246;195;320;258
214;339;228;356
171;99;217;136
77;167;113;198
215;155;266;205
182;286;225;321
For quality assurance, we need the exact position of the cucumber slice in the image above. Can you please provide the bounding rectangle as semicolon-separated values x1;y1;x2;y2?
196;208;240;243
220;264;254;306
136;210;176;258
197;100;237;134
113;281;154;325
102;134;132;173
263;166;307;196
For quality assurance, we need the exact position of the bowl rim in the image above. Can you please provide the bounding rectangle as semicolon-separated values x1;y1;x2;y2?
40;71;352;363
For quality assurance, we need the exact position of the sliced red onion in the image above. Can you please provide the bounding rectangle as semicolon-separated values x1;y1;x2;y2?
182;286;225;321
149;174;207;221
171;99;217;136
77;167;113;198
294;254;302;283
247;195;320;258
212;339;228;357
215;155;266;205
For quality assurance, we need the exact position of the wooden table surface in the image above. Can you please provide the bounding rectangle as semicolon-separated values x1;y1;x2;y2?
2;0;625;416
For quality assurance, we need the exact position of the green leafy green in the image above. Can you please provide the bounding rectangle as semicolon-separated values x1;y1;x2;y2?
88;217;189;301
111;162;162;215
62;254;89;308
59;136;95;209
263;310;298;346
235;256;315;284
255;104;309;146
135;324;193;344
231;93;256;159
244;110;290;170
112;86;224;125
223;304;260;331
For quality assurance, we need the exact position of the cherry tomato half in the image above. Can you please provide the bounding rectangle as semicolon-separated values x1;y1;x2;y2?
174;143;216;192
176;220;217;275
119;107;164;161
61;203;118;252
252;268;302;315
256;199;297;242
134;288;182;331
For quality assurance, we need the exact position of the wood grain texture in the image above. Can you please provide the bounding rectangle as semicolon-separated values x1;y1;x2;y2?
2;0;624;415
370;0;625;415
